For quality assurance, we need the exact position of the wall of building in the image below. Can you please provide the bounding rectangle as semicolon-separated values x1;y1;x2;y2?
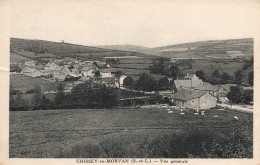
199;93;217;109
173;93;217;109
173;98;200;109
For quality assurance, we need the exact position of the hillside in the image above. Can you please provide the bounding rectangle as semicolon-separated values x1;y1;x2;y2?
96;38;253;59
151;38;253;59
10;38;149;62
95;44;153;55
10;74;66;92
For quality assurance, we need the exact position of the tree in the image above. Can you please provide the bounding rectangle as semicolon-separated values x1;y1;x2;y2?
136;73;157;92
34;85;42;109
40;95;53;109
235;69;244;84
93;62;98;67
55;84;65;106
227;86;243;104
94;70;101;80
149;57;170;75
123;76;133;88
169;65;181;80
248;71;253;86
242;90;253;104
10;64;21;73
195;70;205;81
212;69;220;78
222;72;233;82
71;81;118;108
158;77;170;90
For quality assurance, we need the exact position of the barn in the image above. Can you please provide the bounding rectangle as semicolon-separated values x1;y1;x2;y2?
171;88;217;109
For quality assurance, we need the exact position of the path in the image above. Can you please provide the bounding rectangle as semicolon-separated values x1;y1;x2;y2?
217;103;253;113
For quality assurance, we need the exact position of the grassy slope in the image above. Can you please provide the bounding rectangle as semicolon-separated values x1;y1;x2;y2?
10;74;65;92
10;52;33;63
9;108;252;158
10;38;149;62
140;38;253;58
182;59;245;76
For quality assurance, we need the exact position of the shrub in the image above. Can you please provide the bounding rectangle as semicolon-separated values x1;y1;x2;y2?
55;124;252;158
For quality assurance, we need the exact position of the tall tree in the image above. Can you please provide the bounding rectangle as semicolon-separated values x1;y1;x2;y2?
242;90;253;104
195;70;205;81
212;69;220;78
227;86;243;104
248;71;253;86
136;73;157;92
235;69;244;84
149;57;170;75
123;76;133;88
158;77;170;90
34;85;42;109
222;72;233;81
169;65;181;80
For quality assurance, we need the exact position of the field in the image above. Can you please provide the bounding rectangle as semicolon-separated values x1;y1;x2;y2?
10;108;253;158
10;74;66;92
112;64;150;70
10;52;32;64
182;59;245;76
10;38;148;62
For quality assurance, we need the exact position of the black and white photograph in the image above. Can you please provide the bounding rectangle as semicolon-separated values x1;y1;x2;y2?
1;0;260;163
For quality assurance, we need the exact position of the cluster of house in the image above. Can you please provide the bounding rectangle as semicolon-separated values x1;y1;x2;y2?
160;74;236;109
18;58;130;92
15;59;238;109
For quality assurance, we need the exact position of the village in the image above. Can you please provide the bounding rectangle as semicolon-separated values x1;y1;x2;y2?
10;54;253;113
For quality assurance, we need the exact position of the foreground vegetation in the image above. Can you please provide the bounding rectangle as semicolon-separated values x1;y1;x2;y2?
10;108;253;158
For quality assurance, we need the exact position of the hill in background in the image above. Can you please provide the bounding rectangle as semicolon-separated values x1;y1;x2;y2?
10;38;149;63
95;38;253;59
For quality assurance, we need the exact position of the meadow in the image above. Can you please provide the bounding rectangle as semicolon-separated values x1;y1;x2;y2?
10;108;253;158
182;59;245;76
10;38;147;61
10;74;65;92
10;52;32;64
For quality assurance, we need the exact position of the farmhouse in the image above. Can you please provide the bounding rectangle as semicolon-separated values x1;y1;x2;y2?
173;74;203;92
171;88;217;109
21;67;41;77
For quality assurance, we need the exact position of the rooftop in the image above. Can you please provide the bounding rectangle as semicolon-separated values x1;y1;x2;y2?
171;88;208;101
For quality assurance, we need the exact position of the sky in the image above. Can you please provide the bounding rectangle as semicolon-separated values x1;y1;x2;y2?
8;0;260;48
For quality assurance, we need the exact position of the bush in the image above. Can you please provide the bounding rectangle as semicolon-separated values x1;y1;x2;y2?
195;70;205;81
55;124;252;158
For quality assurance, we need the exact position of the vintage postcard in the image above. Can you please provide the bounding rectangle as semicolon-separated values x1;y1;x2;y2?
0;0;260;165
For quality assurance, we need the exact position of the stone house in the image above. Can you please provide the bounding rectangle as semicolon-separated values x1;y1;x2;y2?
171;88;217;109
